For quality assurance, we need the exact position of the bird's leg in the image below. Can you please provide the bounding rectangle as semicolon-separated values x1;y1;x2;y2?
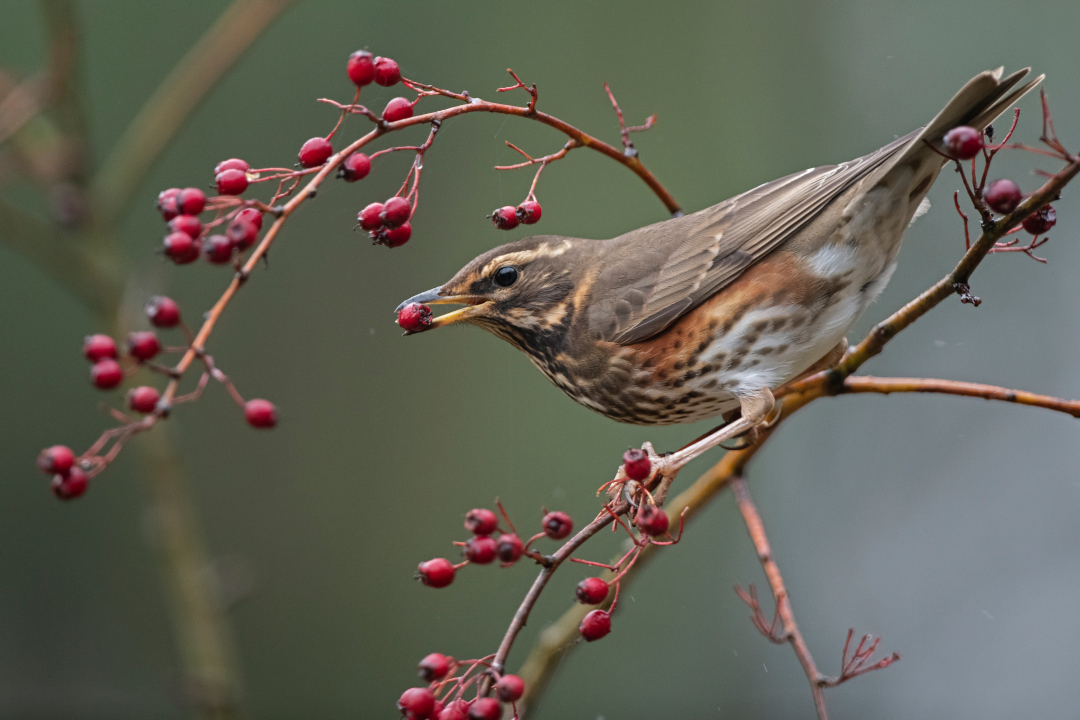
659;388;775;473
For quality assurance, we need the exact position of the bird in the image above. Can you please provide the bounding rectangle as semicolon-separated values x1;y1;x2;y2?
397;68;1041;452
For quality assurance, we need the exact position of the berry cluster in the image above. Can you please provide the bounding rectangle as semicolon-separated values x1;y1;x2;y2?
398;651;525;719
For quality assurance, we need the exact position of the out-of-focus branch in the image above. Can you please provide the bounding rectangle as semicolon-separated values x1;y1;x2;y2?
90;0;295;226
40;0;88;176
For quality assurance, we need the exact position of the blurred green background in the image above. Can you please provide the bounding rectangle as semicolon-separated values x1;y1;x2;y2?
3;1;1080;718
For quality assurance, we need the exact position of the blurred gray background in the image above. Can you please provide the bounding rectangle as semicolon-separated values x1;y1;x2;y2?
3;1;1080;718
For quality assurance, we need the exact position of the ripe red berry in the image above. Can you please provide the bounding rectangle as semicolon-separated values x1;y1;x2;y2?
494;674;524;703
381;197;412;228
347;50;376;86
214;158;250;175
52;466;88;500
358;202;384;231
1022;205;1056;235
168;214;202;239
542;511;573;540
491;206;519;230
145;296;181;328
244;399;277;428
157;188;181;220
984;179;1023;214
374;56;401;86
575;576;610;604
943;126;984;160
464;508;499;535
622;447;651;481
464;535;497;564
516;200;542;225
397;687;436;719
417;652;451;682
383;97;415;123
636;504;669;536
236;207;264;230
163;232;200;264
127;385;161;414
496;533;524;564
215;168;249;196
202;234;234;264
83;334;117;362
437;701;468;720
226;218;259;251
90;358;123;389
176;187;206;216
397;303;432;333
417;558;455;588
298;137;333;168
379;222;412;248
339;152;372;181
127;331;161;361
468;698;501;720
579;609;611;641
38;445;75;475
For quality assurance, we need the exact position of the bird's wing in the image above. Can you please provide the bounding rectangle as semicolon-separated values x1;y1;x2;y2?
589;133;914;345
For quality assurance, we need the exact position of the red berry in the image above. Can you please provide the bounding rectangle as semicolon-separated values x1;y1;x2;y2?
542;511;573;540
579;609;611;641
163;232;200;264
168;214;202;239
358;202;384;231
52;466;88;500
202;234;234;264
83;334;117;362
491;206;519;230
339;152;372;181
943;126;984;160
464;535;497;564
378;222;412;248
90;358;123;389
417;652;451;682
374;56;401;86
127;331;161;361
575;577;610;604
417;558;455;588
383;97;415;123
176;187;206;215
985;179;1023;214
298;137;333;168
622;447;651;481
214;158;249;175
236;207;264;230
516;200;542;225
347;50;376;86
38;445;75;475
467;698;501;720
464;508;499;535
215;168;248;196
244;399;277;428
381;197;412;228
496;533;524;564
226;218;259;251
157;188;181;220
127;385;161;414
437;701;468;720
636;505;669;536
1022;205;1056;235
145;296;181;328
397;303;432;333
397;687;436;719
494;674;524;703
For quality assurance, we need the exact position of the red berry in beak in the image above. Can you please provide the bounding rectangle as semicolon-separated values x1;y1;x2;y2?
397;303;432;333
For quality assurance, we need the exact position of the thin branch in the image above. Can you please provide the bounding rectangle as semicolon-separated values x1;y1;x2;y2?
40;0;89;179
837;376;1080;418
89;0;295;226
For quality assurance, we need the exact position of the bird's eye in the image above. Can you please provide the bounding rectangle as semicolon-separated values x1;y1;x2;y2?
493;266;519;287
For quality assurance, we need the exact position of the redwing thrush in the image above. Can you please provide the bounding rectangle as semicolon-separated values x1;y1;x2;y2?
398;68;1041;453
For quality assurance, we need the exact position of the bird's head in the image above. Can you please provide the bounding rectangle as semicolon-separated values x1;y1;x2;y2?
396;235;592;350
